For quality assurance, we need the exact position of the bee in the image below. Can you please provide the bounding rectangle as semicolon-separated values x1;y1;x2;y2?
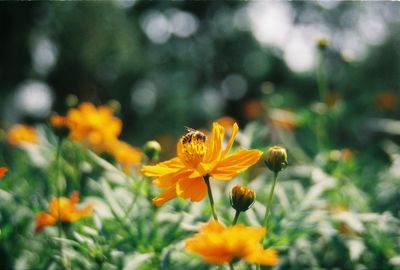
182;127;207;144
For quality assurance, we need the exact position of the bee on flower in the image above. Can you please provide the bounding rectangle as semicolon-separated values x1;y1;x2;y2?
141;122;262;206
185;221;278;266
7;124;39;146
35;191;93;232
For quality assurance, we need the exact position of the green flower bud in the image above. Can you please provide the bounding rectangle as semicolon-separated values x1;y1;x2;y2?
143;140;161;162
265;146;288;173
65;94;78;108
316;37;329;50
230;185;256;212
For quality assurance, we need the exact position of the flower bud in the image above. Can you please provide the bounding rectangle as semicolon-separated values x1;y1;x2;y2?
230;185;256;212
316;37;329;50
143;140;161;162
265;146;288;173
65;94;78;108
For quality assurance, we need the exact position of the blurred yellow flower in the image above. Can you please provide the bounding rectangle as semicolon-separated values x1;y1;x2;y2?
7;124;39;146
111;140;142;170
35;191;93;232
185;221;278;266
141;122;262;206
66;102;122;152
0;167;8;179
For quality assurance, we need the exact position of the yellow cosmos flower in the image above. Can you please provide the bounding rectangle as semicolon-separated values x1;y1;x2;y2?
66;102;122;152
141;122;262;206
7;124;39;146
35;191;93;232
185;221;278;266
0;167;8;179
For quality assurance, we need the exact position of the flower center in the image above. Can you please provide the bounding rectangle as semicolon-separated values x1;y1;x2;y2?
179;129;207;167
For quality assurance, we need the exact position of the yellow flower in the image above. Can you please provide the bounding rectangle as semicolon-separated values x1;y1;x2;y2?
35;191;93;232
7;124;39;146
66;102;122;152
111;140;142;169
141;122;262;206
0;167;8;179
185;221;278;266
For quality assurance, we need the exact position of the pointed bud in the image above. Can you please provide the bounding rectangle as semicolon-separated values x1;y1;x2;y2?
143;140;161;162
230;185;256;212
265;146;288;173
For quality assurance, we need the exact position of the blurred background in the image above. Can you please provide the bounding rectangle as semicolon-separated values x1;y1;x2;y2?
1;1;399;149
1;2;400;269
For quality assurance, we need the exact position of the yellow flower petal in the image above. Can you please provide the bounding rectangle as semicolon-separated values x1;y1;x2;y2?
203;122;224;163
141;158;183;176
210;149;263;180
176;177;207;202
35;213;57;232
220;122;239;158
152;186;177;207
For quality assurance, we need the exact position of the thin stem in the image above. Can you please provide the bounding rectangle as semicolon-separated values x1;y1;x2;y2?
204;175;218;221
262;172;279;241
316;48;328;150
229;262;235;270
317;49;327;103
124;176;143;219
232;210;240;225
54;138;65;269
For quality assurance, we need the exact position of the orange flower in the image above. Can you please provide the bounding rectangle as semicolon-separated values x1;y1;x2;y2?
50;114;69;128
141;122;262;206
376;91;398;111
35;191;93;232
111;140;142;169
0;167;8;179
7;124;39;146
66;102;122;152
185;221;278;266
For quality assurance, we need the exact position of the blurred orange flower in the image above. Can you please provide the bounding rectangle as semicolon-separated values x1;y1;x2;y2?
50;114;69;128
112;140;142;170
66;102;122;152
376;91;399;111
141;122;262;206
185;221;278;266
7;124;39;146
0;167;8;179
242;99;264;120
35;191;93;232
268;108;298;131
215;116;237;131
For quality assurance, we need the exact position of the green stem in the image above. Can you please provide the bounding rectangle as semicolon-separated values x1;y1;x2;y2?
229;262;235;270
124;176;143;219
316;48;328;150
204;175;218;221
232;210;240;225
262;172;279;242
317;49;327;103
55;138;65;269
